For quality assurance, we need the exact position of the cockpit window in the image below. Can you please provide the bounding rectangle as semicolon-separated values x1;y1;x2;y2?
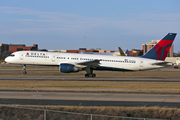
10;54;15;57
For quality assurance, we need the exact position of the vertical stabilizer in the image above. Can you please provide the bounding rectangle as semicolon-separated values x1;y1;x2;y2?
118;47;126;56
142;33;177;60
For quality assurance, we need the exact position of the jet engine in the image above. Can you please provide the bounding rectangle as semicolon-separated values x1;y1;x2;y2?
60;63;79;73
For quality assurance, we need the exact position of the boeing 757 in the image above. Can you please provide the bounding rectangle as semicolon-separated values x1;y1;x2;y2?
5;33;177;77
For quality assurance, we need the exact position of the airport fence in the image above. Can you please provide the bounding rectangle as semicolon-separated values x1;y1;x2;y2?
0;105;163;120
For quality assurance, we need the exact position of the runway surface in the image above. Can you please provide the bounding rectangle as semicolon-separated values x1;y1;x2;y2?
1;68;180;108
0;75;180;82
0;91;180;107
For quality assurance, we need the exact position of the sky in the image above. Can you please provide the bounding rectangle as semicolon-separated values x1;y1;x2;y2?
0;0;180;52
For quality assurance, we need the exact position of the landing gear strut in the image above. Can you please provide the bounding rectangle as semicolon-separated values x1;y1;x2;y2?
85;67;96;78
23;65;27;74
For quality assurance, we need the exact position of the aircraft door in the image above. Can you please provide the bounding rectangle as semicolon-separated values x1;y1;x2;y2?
52;56;56;62
20;54;24;60
140;59;143;67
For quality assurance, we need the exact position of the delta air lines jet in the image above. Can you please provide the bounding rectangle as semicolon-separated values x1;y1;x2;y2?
5;33;177;77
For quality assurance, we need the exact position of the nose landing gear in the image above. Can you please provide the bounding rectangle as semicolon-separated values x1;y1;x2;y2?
23;65;27;74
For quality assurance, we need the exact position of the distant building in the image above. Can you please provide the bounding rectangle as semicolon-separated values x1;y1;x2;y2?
9;44;38;53
0;44;38;58
0;44;9;58
65;48;115;53
142;40;173;57
128;49;143;57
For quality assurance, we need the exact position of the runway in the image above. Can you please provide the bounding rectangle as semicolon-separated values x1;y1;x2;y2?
1;68;180;108
0;91;180;107
0;75;180;82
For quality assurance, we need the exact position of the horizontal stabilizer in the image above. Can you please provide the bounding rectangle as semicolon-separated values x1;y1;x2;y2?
151;61;172;66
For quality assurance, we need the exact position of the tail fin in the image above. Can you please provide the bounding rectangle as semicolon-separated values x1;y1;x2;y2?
142;33;177;60
118;47;126;56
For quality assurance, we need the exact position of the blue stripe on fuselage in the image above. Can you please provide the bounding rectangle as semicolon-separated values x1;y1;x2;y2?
95;66;132;71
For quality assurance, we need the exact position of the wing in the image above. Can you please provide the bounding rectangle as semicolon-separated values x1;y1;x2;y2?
76;59;100;68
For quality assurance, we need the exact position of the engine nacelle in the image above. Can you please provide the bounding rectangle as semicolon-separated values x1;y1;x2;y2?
60;63;79;73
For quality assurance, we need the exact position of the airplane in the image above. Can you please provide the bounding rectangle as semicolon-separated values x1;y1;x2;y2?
118;47;126;56
107;47;126;56
5;33;177;77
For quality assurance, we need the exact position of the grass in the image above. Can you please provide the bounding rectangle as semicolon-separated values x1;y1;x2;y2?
1;80;180;93
1;104;180;120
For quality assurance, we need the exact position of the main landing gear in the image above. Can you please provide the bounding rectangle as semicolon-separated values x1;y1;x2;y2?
85;67;96;78
23;65;27;74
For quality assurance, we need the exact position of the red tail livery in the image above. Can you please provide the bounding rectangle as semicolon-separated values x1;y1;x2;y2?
142;33;177;60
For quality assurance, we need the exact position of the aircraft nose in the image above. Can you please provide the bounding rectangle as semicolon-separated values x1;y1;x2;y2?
5;57;10;63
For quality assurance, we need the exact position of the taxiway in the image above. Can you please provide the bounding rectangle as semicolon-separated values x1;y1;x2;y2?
0;91;180;107
0;75;180;82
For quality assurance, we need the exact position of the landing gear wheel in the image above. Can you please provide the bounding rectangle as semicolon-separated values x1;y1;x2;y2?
85;67;96;78
85;74;89;77
85;74;96;78
92;74;96;77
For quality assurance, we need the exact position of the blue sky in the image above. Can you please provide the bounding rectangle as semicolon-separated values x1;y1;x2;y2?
0;0;180;52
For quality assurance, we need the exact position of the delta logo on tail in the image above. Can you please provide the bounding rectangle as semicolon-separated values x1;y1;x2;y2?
142;33;177;61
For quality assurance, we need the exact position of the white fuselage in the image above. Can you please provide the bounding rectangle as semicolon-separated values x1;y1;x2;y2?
5;51;169;71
